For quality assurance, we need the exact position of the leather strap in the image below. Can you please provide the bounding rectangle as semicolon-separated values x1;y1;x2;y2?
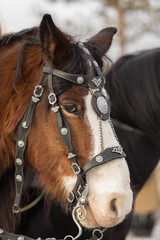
83;147;126;174
43;67;89;88
13;76;45;213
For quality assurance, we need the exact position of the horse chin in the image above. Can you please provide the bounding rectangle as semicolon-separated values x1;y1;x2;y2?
77;205;125;229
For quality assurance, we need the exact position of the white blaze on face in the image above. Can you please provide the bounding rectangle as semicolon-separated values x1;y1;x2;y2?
81;89;133;228
62;89;133;229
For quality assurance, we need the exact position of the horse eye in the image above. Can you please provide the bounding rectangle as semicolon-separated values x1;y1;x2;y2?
63;104;79;115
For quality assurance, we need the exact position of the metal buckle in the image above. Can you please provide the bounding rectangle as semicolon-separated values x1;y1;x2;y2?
48;93;57;105
76;185;84;199
33;85;44;98
67;191;75;203
71;163;81;175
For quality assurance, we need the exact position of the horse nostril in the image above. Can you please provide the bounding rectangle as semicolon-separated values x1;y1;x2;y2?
110;198;117;212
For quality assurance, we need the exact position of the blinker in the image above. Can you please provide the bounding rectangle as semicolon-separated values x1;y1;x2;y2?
92;91;110;120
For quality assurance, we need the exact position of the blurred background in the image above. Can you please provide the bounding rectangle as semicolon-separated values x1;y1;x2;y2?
0;0;160;61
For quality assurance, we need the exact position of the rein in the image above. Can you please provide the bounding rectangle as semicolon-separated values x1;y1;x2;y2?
0;43;126;240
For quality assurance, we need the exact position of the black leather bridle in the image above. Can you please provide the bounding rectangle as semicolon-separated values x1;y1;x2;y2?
0;43;126;240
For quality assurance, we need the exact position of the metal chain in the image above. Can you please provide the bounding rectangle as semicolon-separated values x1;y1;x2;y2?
108;117;122;147
98;118;104;153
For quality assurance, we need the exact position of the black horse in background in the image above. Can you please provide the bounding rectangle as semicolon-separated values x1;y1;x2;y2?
107;48;160;193
13;48;160;239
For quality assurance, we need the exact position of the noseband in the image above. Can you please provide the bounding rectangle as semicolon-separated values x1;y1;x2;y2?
0;43;126;240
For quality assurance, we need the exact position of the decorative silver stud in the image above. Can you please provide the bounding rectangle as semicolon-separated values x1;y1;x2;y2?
97;96;108;114
112;146;123;155
0;229;3;234
17;236;24;240
18;140;25;148
16;175;22;182
79;197;87;205
77;76;84;84
96;155;103;163
61;128;68;135
32;96;40;103
68;152;76;159
51;106;59;113
16;158;22;165
22;121;28;128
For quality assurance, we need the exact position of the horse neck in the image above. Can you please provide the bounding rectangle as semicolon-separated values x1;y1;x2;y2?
106;52;160;146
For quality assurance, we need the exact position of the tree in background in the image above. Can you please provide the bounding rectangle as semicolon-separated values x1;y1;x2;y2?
46;0;160;56
100;0;160;55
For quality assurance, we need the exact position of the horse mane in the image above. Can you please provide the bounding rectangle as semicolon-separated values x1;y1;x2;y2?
0;27;39;46
107;48;160;145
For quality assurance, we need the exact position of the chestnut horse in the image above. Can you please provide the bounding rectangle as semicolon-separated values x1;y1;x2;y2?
15;49;160;240
0;14;132;240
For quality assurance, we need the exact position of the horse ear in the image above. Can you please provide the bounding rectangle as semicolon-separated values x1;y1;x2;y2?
39;14;72;68
87;27;117;55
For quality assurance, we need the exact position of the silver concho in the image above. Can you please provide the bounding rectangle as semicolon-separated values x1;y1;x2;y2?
97;96;108;115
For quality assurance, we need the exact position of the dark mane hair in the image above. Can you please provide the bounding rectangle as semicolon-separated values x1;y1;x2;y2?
0;27;39;46
106;48;160;145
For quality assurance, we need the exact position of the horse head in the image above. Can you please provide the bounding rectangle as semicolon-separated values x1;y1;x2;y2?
0;14;133;234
